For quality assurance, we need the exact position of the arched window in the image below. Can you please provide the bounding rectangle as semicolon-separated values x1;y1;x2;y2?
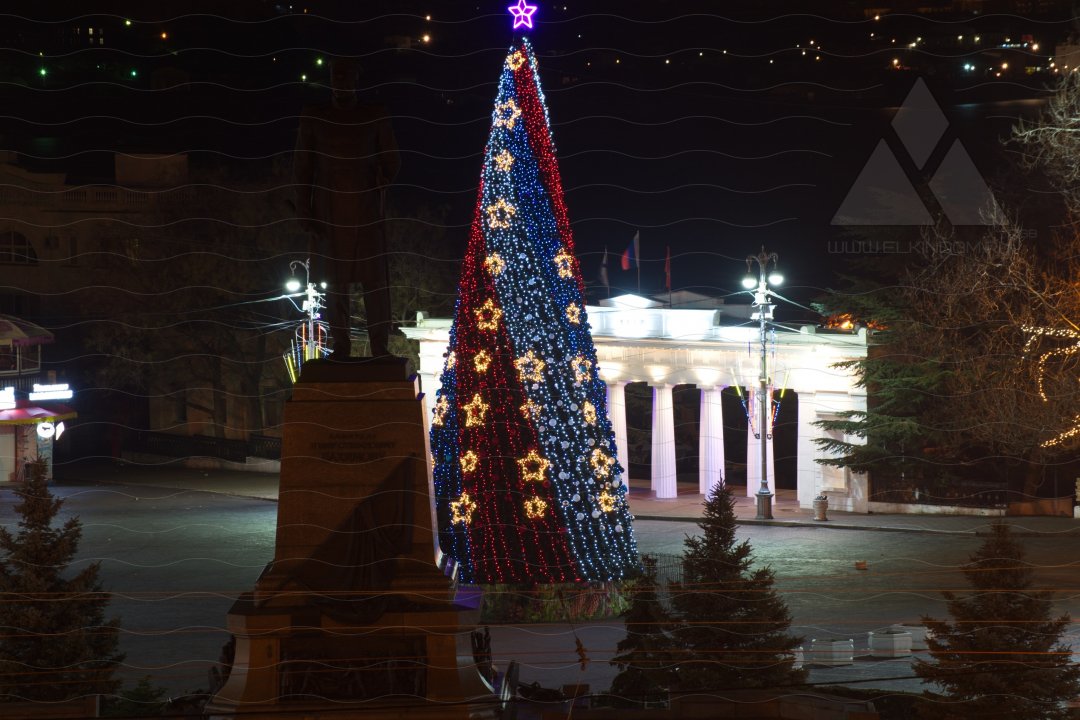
0;232;38;265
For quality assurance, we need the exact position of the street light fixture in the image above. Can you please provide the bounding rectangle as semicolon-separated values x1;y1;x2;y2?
286;258;325;365
744;246;781;520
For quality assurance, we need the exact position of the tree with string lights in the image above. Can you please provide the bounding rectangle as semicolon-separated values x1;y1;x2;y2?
429;34;639;584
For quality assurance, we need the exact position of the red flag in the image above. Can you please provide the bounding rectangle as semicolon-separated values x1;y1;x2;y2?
598;246;610;294
664;246;671;291
620;230;639;271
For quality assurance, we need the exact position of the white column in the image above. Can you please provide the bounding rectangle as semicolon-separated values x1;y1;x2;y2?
651;383;677;499
796;391;818;510
417;370;439;439
746;406;775;503
699;386;725;495
606;381;629;487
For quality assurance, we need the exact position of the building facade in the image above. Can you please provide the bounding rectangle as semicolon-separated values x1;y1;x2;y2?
0;152;293;454
406;294;872;513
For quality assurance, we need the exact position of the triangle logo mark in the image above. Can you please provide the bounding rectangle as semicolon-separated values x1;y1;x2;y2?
832;78;1000;227
831;140;933;226
928;140;1001;226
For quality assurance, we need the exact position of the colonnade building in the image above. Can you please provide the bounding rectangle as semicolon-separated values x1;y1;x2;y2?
405;293;871;514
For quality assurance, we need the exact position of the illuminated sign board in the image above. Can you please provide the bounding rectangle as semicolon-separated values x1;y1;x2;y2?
29;383;73;401
0;387;13;409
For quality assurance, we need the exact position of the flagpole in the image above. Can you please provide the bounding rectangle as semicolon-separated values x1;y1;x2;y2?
667;245;672;308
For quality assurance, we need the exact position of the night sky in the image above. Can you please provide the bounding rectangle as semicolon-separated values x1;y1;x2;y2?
0;0;1072;316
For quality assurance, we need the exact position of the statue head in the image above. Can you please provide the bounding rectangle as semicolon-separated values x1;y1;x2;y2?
330;57;361;108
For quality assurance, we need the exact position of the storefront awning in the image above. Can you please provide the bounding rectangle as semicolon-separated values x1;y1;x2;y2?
0;316;53;347
0;404;76;425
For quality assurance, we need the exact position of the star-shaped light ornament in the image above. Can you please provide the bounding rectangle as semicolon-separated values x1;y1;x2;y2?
462;394;489;427
506;50;527;71
565;302;581;325
451;492;478;524
514;349;546;383
445;351;456;369
493;100;522;130
485;252;507;275
493;149;515;173
520;397;542;420
553;248;574;279
475;298;503;331
523;495;547;519
432;395;449;427
474;350;493;373
460;450;479;474
597;489;616;513
486;197;516;229
507;0;537;30
572;355;593;383
590;448;615;479
518;449;550;483
582;400;597;425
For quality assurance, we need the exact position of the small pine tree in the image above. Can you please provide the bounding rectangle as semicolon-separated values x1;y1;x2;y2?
670;486;806;692
914;522;1080;719
102;676;168;717
610;555;678;706
0;459;123;702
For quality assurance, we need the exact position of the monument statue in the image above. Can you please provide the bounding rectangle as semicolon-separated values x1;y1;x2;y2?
294;58;400;357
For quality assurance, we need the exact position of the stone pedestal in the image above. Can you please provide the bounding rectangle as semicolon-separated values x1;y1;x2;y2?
869;628;913;658
807;638;854;666
206;358;496;720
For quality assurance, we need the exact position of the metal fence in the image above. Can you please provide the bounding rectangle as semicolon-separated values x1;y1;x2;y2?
131;431;282;462
647;552;684;610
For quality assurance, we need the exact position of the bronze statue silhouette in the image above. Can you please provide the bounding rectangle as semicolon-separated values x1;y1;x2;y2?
294;58;400;357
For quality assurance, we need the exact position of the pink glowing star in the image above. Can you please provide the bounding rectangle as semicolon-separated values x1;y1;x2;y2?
508;0;537;29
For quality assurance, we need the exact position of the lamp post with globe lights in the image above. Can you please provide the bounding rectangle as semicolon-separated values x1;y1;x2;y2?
742;247;782;520
283;258;328;381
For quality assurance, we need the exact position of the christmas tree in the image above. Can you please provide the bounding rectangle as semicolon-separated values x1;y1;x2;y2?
430;38;638;584
670;487;805;691
913;522;1080;719
0;459;123;702
610;555;678;707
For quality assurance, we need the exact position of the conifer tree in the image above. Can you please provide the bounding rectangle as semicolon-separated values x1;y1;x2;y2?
670;487;805;692
610;555;678;706
0;459;123;702
431;38;637;583
914;522;1080;719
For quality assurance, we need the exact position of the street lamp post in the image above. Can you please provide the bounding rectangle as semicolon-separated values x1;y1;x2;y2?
286;258;323;362
742;247;782;520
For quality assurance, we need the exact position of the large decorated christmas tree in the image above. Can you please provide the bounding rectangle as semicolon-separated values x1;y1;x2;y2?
430;37;639;584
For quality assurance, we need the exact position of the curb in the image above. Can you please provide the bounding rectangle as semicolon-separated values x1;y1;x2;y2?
632;514;978;535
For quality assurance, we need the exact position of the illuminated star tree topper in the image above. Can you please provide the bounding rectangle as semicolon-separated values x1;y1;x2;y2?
508;0;537;29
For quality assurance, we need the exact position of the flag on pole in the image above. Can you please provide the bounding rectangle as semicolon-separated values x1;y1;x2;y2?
620;230;639;271
598;246;610;296
664;245;671;291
